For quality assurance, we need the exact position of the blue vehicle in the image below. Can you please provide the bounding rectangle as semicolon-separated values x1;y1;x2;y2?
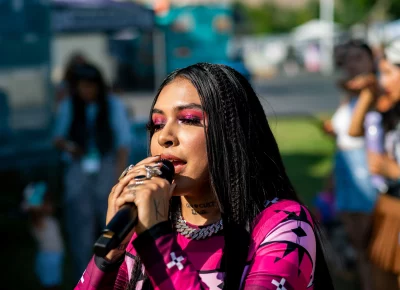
157;4;233;73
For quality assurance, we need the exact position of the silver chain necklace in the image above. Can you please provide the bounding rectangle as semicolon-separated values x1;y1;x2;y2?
173;212;223;240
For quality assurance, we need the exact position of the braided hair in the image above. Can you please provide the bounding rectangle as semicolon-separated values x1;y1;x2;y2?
127;63;333;290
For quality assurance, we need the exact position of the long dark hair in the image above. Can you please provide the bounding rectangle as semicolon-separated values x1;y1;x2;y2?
68;63;113;155
128;63;334;289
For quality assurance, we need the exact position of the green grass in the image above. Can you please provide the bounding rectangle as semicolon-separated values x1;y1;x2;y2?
270;116;335;205
272;116;359;290
3;116;356;290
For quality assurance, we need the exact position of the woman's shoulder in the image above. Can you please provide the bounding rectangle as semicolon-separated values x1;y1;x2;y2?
255;199;314;228
248;199;315;256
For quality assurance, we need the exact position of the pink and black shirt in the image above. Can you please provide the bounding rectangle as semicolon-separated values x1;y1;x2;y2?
76;199;316;290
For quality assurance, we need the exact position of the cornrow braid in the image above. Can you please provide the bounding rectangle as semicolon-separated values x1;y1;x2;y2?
200;63;244;223
199;63;250;289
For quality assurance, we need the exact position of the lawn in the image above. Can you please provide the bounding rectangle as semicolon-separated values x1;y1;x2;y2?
270;116;335;205
3;116;359;290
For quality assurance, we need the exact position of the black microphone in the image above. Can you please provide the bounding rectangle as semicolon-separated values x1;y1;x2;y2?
93;159;175;257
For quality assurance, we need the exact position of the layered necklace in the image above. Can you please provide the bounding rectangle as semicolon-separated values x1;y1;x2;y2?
173;210;223;240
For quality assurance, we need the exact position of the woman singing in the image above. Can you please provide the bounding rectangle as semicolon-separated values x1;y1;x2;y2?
76;63;334;289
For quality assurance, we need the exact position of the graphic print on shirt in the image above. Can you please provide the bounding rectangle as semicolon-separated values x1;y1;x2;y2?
198;270;225;289
166;252;185;270
259;205;316;288
272;277;287;290
80;270;85;283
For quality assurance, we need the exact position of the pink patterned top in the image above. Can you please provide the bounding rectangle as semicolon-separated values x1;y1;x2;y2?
76;199;316;290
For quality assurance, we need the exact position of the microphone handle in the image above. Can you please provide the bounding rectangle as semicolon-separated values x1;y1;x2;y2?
93;159;175;257
93;203;138;257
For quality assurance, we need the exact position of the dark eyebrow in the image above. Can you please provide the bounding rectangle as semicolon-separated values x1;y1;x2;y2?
151;108;164;114
151;103;203;115
176;103;203;111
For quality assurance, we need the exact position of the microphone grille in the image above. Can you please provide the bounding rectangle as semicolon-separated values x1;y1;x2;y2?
160;159;175;183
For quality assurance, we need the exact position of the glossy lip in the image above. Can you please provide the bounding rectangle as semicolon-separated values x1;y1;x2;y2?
160;154;187;174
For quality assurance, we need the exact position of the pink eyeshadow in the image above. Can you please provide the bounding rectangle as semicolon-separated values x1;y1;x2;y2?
178;109;204;119
152;114;166;124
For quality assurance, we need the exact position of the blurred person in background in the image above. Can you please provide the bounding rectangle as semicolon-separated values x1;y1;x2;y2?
282;46;300;77
21;180;64;290
348;38;400;289
55;52;88;106
52;63;132;280
323;40;377;290
304;43;320;73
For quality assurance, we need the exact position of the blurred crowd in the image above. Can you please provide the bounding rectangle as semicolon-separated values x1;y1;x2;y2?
314;38;400;289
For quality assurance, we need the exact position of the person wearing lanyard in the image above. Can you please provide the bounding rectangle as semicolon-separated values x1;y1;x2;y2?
53;63;132;281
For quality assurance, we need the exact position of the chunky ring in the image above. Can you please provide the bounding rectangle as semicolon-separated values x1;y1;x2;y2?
144;165;162;179
119;164;134;181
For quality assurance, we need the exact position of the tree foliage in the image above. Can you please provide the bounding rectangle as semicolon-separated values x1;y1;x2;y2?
233;0;400;35
335;0;376;27
233;1;319;35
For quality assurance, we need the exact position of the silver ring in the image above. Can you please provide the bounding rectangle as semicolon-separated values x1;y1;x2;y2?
135;180;145;186
119;164;134;180
145;165;162;179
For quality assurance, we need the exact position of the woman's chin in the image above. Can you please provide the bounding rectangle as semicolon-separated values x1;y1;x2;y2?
170;177;194;196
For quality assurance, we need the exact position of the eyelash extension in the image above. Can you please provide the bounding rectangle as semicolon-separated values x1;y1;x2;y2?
146;121;155;132
179;118;202;126
147;121;165;132
147;117;203;132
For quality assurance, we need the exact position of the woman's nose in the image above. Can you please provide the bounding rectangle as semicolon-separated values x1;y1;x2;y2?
158;123;178;148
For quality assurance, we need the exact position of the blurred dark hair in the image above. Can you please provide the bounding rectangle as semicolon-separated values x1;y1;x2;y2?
68;63;113;155
334;43;349;69
346;39;375;61
127;63;334;290
62;52;87;93
382;101;400;132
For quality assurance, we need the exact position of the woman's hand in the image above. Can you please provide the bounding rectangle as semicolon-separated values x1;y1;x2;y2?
64;141;84;159
322;119;335;136
105;155;176;260
346;73;377;92
54;139;84;159
368;152;400;180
